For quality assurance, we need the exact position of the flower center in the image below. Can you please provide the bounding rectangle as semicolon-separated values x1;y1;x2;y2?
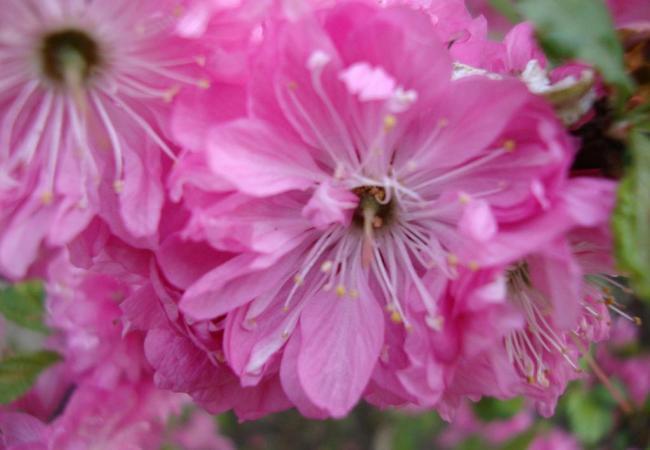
40;28;101;84
352;186;394;229
506;261;532;292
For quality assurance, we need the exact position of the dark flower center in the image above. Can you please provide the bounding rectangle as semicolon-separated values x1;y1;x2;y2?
352;186;394;229
506;261;532;292
40;28;101;84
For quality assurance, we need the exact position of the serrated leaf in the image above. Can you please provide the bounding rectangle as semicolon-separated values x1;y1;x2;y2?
0;350;60;404
517;0;635;98
613;126;650;300
566;386;613;445
0;281;47;333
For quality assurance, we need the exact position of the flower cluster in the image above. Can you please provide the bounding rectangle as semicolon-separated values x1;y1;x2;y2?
0;0;637;447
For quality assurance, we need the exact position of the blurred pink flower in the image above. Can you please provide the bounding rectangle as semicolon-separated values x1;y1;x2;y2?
529;430;581;450
437;178;618;417
167;408;234;450
0;0;265;279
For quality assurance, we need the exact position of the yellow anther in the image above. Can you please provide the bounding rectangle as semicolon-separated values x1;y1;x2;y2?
458;192;471;205
41;191;53;205
383;114;397;131
468;260;480;271
426;314;444;331
349;289;359;299
447;253;459;266
113;180;124;194
282;305;289;313
321;261;333;273
503;139;516;152
390;310;403;324
335;285;346;297
172;5;184;17
197;79;211;89
163;85;180;103
634;316;643;326
281;330;289;339
293;274;304;286
526;375;536;385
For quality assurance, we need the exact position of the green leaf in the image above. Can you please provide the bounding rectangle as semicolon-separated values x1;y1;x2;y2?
488;0;521;24
0;350;60;404
517;0;635;98
565;386;613;445
473;397;525;421
614;126;650;300
0;281;48;333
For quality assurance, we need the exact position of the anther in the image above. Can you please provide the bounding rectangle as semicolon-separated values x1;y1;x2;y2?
41;191;54;205
447;253;459;266
113;180;124;194
425;314;444;331
458;192;471;205
503;139;516;152
384;114;397;132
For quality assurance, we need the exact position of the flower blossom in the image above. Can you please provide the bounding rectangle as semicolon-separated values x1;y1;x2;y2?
0;0;265;279
171;0;581;418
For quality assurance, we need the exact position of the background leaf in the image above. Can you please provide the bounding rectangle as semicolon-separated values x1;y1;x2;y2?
565;386;614;445
614;125;650;300
0;281;48;333
0;350;60;404
473;397;525;421
517;0;634;98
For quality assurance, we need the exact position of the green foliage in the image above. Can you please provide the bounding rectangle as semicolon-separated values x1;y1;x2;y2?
517;0;634;98
566;385;614;445
488;0;521;24
499;428;538;450
473;397;525;421
390;412;441;450
0;350;60;404
614;125;650;301
0;281;48;333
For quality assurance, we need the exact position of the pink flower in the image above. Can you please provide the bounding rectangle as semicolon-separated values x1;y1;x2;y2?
606;0;650;29
172;0;573;418
0;382;183;450
437;401;533;448
529;430;581;450
47;382;180;450
0;0;263;279
166;408;234;450
0;251;187;449
439;178;618;417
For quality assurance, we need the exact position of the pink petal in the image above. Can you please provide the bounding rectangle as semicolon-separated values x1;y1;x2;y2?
207;120;321;196
297;283;384;417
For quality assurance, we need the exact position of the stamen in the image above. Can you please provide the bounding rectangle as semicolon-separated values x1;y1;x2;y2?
91;91;125;188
